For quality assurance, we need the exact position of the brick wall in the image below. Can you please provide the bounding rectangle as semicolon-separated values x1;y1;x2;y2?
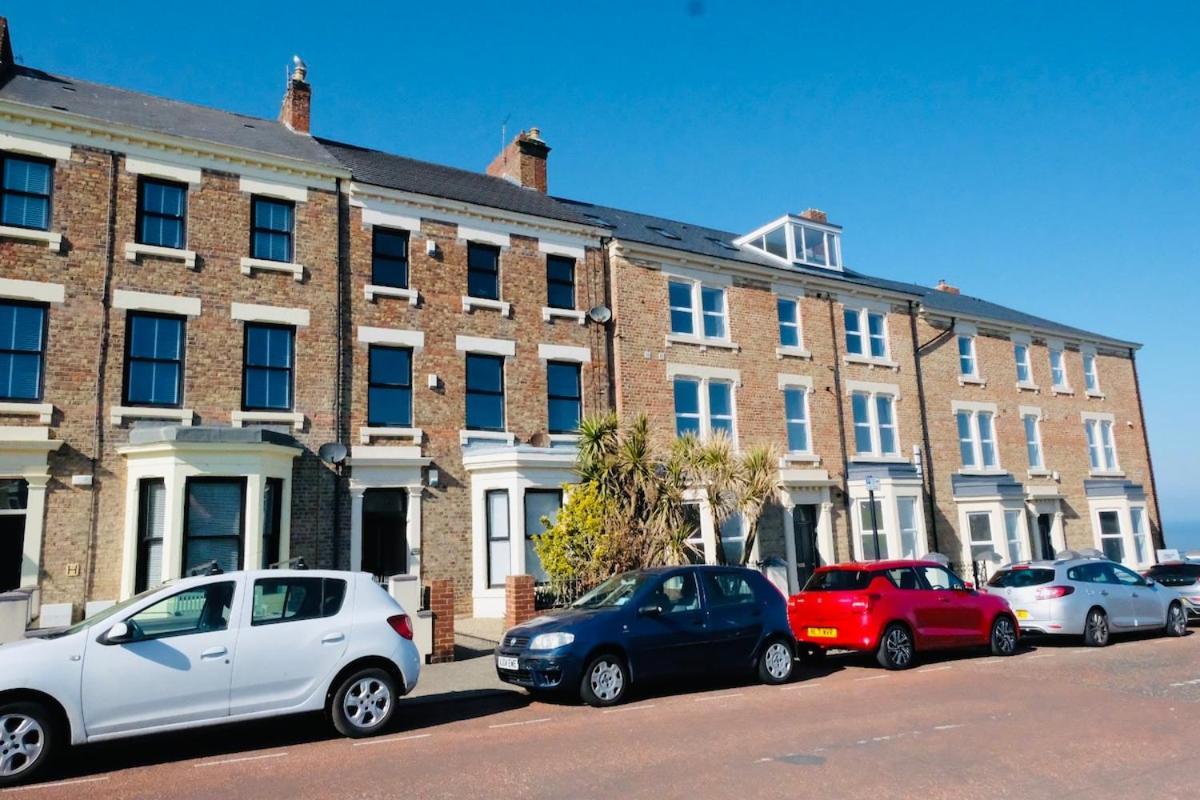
426;577;455;663
504;573;536;629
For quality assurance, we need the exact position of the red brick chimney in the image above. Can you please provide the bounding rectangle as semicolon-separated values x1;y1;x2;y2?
936;279;961;295
487;128;550;193
279;55;311;134
799;208;828;224
0;17;15;80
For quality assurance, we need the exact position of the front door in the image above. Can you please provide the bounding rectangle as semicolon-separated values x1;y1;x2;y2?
362;489;408;581
793;504;820;589
626;572;709;679
81;580;239;738
0;479;29;592
1036;514;1055;560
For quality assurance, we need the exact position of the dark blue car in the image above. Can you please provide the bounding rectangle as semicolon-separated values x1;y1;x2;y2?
494;565;797;706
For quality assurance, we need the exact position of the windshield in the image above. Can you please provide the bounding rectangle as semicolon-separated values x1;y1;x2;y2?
572;572;655;609
46;584;165;638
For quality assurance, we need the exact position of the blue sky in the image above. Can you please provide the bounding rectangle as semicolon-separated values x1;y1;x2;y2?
9;2;1199;545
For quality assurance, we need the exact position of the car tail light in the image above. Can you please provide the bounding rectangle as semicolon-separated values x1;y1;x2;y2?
387;613;414;640
850;593;880;612
1035;586;1075;601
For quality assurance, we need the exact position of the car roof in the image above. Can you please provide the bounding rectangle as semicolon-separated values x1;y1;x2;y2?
820;559;947;572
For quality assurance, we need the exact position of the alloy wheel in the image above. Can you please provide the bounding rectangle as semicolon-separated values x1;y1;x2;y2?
1087;611;1109;646
589;660;624;702
342;677;392;731
763;642;792;680
0;714;43;778
993;618;1017;654
884;627;913;668
1169;604;1187;636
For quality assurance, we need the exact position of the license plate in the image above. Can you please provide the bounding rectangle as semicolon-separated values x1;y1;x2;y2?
1016;609;1030;620
806;627;838;638
496;655;520;671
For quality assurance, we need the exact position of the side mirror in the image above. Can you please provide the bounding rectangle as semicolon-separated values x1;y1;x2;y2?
960;582;975;591
638;603;665;617
101;621;131;645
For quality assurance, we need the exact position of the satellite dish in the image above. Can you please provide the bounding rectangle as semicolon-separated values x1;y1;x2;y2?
318;442;348;465
587;304;612;324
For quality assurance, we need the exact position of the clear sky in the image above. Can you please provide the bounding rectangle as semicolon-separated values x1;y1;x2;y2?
8;2;1198;546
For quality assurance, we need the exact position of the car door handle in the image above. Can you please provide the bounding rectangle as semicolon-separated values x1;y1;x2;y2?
1100;591;1109;597
322;633;346;644
200;646;227;660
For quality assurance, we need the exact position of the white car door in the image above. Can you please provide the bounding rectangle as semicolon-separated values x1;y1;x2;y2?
228;575;353;716
80;579;240;738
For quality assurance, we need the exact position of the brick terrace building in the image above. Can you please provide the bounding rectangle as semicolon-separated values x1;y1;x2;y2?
0;18;1161;624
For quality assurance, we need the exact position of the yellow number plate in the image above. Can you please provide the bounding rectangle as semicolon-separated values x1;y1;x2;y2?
1015;609;1030;620
807;627;838;638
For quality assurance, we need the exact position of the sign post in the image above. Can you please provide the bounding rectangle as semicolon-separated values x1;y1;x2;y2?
865;475;882;561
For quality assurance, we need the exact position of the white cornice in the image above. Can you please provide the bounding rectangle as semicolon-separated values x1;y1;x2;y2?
919;307;1139;354
0;100;347;189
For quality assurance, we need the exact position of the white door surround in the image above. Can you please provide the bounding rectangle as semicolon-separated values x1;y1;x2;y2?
347;445;430;578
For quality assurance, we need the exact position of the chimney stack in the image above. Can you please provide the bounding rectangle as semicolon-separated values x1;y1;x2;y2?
0;17;15;80
936;279;960;295
486;128;550;193
279;55;311;134
799;208;828;224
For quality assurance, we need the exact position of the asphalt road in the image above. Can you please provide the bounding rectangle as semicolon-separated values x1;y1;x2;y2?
11;630;1200;800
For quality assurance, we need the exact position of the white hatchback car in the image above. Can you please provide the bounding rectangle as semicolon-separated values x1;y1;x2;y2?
0;568;421;786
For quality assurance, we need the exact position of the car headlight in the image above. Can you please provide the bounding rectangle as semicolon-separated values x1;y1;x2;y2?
528;632;575;651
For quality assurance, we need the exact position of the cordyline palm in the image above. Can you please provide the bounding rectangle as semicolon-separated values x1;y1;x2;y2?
684;431;739;565
646;442;698;566
737;443;782;566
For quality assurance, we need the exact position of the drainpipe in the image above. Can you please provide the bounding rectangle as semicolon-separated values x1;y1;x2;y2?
1129;347;1163;553
83;152;119;609
600;236;616;413
825;295;851;560
329;177;352;569
910;303;941;554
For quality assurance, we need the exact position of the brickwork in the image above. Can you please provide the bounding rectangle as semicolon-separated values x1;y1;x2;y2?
426;578;455;663
504;573;536;629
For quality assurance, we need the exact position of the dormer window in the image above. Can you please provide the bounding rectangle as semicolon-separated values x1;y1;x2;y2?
733;211;842;271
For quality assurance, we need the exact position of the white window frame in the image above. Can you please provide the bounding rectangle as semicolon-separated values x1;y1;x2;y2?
1082;346;1103;397
1048;340;1071;394
848;482;926;562
1020;405;1047;474
778;374;814;457
666;273;731;344
955;322;982;383
1130;505;1151;566
1082;412;1120;475
847;380;901;459
1011;333;1036;390
840;297;894;366
953;401;1001;473
667;364;741;445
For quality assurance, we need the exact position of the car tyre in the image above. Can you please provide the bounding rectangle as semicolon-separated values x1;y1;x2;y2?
876;623;915;670
1083;608;1110;647
1165;602;1187;638
330;667;398;739
0;701;57;788
580;653;629;707
757;637;795;685
989;615;1018;656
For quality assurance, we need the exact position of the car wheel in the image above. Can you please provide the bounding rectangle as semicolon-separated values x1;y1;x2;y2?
330;667;397;738
990;615;1018;656
580;653;629;707
0;701;56;788
1083;608;1109;647
757;637;795;685
877;623;915;670
1166;603;1188;638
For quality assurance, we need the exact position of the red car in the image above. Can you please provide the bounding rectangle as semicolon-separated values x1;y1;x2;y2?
787;559;1019;669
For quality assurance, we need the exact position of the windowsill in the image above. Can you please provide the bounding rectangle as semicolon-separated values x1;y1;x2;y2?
1016;381;1040;393
665;333;739;351
110;405;194;426
842;354;899;370
1085;389;1106;399
365;284;420;306
775;345;812;360
1027;468;1054;479
462;296;511;317
1051;385;1074;396
1089;469;1125;479
781;452;820;466
849;455;909;464
125;242;197;269
240;257;304;282
957;468;1007;477
0;225;63;253
958;375;986;387
0;401;54;424
360;426;422;444
231;410;305;431
459;430;516;446
548;433;581;444
542;306;586;325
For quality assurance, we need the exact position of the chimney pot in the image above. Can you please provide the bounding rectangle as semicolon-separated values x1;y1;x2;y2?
486;128;551;193
936;279;961;295
799;208;828;224
279;55;312;134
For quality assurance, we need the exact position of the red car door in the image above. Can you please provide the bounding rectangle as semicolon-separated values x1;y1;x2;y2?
916;565;981;646
883;566;946;647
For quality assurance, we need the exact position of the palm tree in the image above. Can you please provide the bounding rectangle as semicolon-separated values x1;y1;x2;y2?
737;443;783;566
684;431;739;565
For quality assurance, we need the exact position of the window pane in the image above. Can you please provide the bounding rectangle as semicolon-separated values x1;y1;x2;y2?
1004;510;1023;562
245;367;291;410
674;378;700;437
777;299;799;347
547;362;580;398
701;310;725;338
3;158;51;194
524;490;561;583
1;194;49;230
968;513;994;561
546;256;575;309
668;281;693;310
1014;344;1030;382
246;325;292;368
707;381;731;417
876;395;896;454
548;398;580;434
764;225;787;258
466;394;504;431
467;268;499;300
958;336;975;375
957;412;976;467
897;497;918;559
369;346;411;386
867;313;887;357
843;309;863;354
978;412;996;467
373;228;408;258
852;393;872;453
800;226;828;265
0;304;44;352
858;500;886;559
487;491;510;587
468;243;499;272
368;386;412;426
254;199;292;232
466;354;503;393
129;583;234;639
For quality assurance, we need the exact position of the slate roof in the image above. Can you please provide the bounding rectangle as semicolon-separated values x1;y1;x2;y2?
0;66;341;168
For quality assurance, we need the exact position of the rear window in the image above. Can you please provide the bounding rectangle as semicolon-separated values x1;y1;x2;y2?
987;568;1055;588
1147;564;1200;580
804;569;875;592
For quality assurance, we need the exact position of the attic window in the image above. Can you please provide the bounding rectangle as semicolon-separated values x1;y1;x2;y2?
646;225;681;241
735;215;842;271
583;214;615;229
705;237;739;252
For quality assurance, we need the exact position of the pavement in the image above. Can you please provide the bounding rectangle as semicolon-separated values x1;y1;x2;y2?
12;628;1200;799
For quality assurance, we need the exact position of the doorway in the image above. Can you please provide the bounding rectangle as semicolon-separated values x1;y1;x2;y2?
793;504;820;589
1036;513;1054;560
362;489;408;581
0;479;30;592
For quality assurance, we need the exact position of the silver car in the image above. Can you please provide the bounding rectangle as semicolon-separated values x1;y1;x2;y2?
1143;559;1200;621
983;551;1188;646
